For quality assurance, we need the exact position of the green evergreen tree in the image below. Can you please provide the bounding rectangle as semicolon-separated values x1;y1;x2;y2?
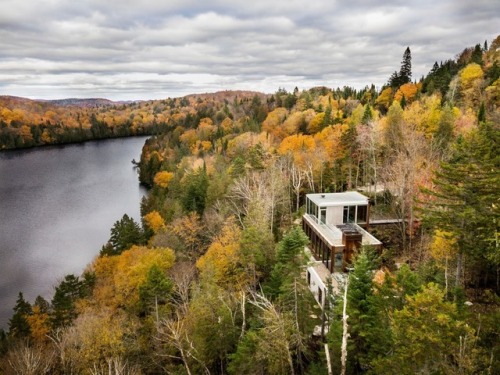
240;222;276;284
422;121;500;291
436;104;455;151
230;156;246;178
181;166;209;215
0;329;7;356
377;264;422;313
340;122;360;188
322;105;333;128
138;265;173;317
471;43;483;65
486;61;500;84
345;251;390;373
361;104;372;124
229;331;265;374
399;46;412;84
388;47;412;88
33;295;50;314
400;94;407;109
372;283;474;374
384;101;404;154
248;143;265;169
388;71;401;88
478;101;486;123
101;214;144;256
51;274;92;328
265;226;309;298
8;292;32;338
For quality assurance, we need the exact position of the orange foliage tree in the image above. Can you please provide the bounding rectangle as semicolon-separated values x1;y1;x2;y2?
394;83;419;103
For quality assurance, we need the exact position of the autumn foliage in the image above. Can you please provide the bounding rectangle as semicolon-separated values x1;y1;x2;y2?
2;37;499;375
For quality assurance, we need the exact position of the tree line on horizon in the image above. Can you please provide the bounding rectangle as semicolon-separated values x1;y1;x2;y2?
1;36;499;374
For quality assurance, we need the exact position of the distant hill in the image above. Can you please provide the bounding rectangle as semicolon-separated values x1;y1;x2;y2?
0;90;269;149
43;98;119;107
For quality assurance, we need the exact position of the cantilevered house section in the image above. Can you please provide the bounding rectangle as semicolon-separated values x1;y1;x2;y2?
302;192;382;307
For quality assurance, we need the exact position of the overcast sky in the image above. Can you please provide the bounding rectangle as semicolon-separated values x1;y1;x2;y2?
0;0;498;100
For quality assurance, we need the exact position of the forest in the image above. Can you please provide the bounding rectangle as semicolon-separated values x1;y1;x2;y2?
0;36;499;374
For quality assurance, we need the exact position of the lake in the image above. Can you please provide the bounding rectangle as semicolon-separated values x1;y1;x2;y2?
0;137;148;328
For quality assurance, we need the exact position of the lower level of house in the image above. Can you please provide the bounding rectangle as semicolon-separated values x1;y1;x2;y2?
302;214;382;307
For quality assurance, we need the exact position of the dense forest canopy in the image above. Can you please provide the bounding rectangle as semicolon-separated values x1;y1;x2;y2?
1;37;499;374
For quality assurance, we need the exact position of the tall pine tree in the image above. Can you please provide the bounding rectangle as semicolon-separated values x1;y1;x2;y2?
422;121;500;291
8;292;32;338
388;47;412;88
400;46;412;84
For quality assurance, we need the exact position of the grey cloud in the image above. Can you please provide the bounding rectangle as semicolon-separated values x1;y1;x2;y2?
0;1;498;100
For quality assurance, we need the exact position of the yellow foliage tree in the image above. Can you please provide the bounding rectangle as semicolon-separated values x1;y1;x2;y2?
197;117;216;140
348;104;365;126
167;212;206;260
144;210;165;234
179;128;198;148
26;305;50;344
307;112;325;134
403;95;442;137
199;140;212;152
92;246;175;308
460;63;484;108
375;87;393;111
485;78;500;107
196;219;245;287
65;308;138;373
154;171;174;188
460;63;484;90
220;117;233;135
113;246;175;307
226;132;272;158
92;255;119;305
41;129;52;144
430;230;457;295
314;124;347;161
278;134;315;161
262;108;288;139
281;111;305;137
19;125;33;143
278;134;322;191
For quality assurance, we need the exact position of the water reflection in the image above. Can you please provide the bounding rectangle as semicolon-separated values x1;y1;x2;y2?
0;137;148;328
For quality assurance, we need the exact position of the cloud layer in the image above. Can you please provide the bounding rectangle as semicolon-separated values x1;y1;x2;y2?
0;0;498;100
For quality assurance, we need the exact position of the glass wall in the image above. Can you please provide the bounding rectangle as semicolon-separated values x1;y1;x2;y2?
306;198;318;218
343;206;356;223
357;205;368;224
320;208;327;224
342;205;368;224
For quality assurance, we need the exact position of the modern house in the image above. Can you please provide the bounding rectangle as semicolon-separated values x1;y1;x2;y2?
302;192;382;307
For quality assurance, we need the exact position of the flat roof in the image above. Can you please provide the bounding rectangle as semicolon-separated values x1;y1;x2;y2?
307;191;369;207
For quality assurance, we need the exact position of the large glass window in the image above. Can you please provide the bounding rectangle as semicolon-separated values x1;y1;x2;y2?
343;205;367;223
307;199;317;217
343;206;349;223
357;205;368;224
343;206;356;223
348;206;356;223
320;208;327;224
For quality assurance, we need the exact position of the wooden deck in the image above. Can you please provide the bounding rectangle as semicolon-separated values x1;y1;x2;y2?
369;219;403;225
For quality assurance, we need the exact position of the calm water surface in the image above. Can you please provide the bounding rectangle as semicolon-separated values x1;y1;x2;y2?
0;137;148;328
